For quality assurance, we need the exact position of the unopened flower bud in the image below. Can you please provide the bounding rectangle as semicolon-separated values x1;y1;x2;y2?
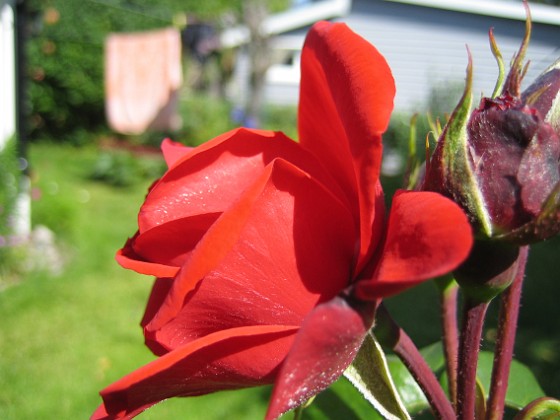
423;17;560;244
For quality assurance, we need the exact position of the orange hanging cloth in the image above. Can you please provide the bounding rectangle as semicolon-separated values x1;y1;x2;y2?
105;27;183;135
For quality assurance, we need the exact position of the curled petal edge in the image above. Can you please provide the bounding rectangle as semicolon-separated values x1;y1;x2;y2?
94;324;299;420
355;190;473;299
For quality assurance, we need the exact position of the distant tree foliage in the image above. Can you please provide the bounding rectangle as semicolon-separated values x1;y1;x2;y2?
25;0;288;144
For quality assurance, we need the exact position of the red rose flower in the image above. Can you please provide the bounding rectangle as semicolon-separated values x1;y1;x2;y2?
93;21;472;420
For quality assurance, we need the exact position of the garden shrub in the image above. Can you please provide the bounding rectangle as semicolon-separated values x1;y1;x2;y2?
89;150;166;187
383;80;464;174
26;0;234;144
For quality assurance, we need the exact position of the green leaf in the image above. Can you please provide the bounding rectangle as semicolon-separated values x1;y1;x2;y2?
386;342;446;415
344;333;411;419
416;341;446;373
475;377;487;419
476;351;546;409
385;358;427;415
296;377;385;420
515;397;560;419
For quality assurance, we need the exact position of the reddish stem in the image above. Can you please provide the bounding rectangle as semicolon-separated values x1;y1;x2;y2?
456;298;489;420
375;305;456;419
486;246;529;420
440;282;459;408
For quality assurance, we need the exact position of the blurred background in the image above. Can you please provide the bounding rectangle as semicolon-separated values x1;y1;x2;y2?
1;0;559;418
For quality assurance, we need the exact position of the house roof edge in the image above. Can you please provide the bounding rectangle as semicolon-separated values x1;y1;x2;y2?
383;0;560;26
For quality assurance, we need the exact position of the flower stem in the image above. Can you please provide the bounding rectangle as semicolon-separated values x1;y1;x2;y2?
456;297;489;420
437;277;460;408
375;304;455;419
486;245;529;420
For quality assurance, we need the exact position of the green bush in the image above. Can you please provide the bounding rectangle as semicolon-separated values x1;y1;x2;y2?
178;93;237;146
89;150;166;187
262;105;298;140
382;80;464;180
26;0;242;144
90;152;144;187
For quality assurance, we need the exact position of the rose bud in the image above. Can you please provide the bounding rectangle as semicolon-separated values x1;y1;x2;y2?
423;18;560;245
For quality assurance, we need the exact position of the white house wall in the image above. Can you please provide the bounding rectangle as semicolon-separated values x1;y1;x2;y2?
0;0;30;237
0;1;16;150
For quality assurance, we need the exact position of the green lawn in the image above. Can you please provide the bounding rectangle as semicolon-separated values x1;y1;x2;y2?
1;142;558;419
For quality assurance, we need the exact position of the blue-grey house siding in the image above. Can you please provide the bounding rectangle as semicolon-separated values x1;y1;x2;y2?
262;0;560;111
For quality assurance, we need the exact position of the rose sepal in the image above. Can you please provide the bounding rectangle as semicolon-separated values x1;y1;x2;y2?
423;53;492;237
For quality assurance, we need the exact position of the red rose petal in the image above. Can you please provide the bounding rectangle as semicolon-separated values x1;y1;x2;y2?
115;235;179;278
266;296;375;420
91;401;149;420
95;325;298;420
355;190;473;299
144;159;356;350
160;138;193;168
139;128;349;234
133;212;220;267
299;21;395;272
140;278;174;356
